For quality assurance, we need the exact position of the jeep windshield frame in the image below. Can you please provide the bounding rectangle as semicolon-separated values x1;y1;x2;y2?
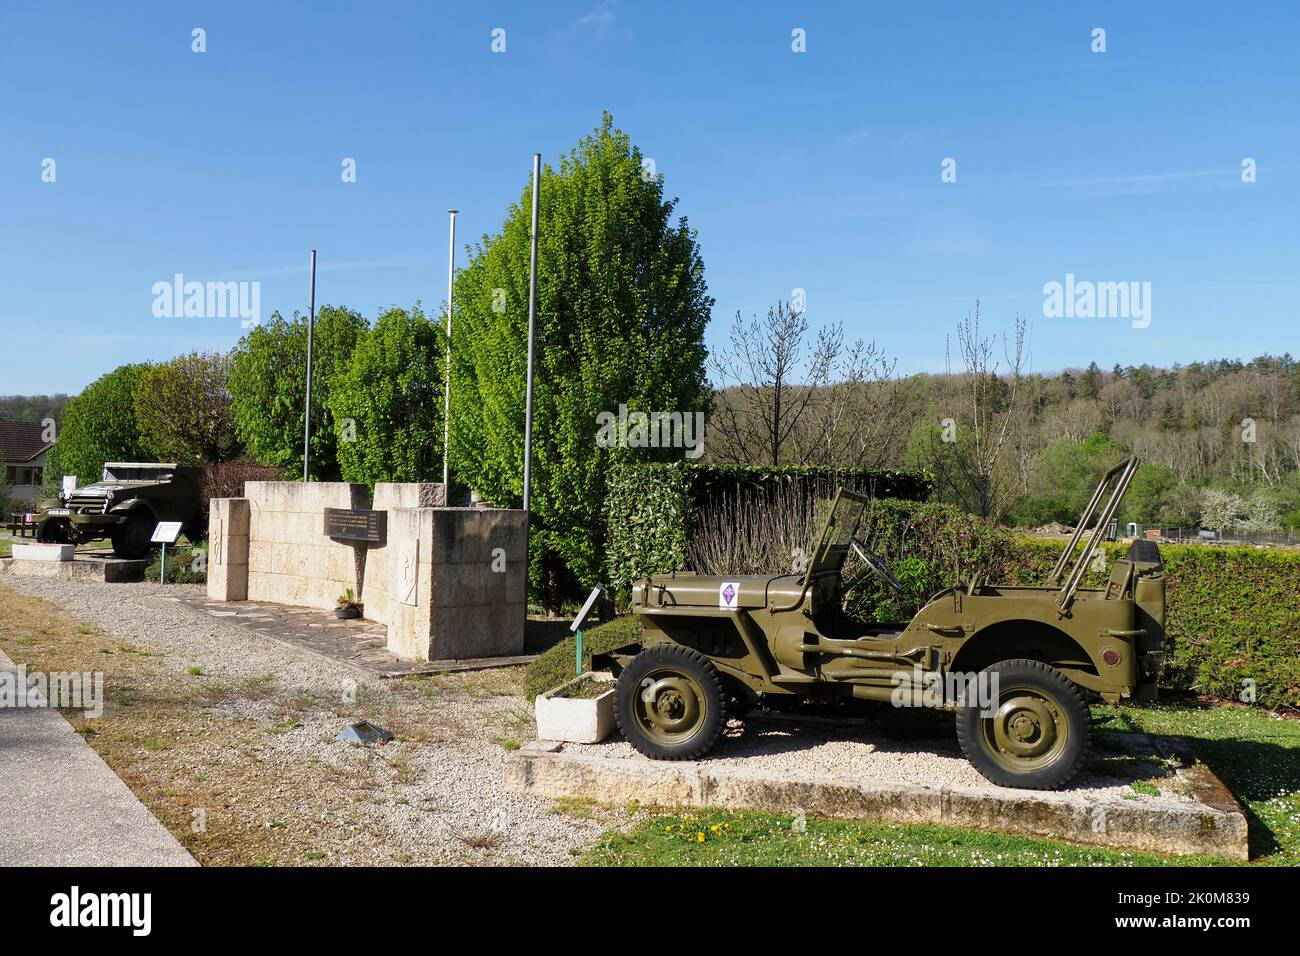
802;488;871;590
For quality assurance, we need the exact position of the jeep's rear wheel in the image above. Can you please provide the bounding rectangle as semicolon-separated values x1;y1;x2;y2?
955;659;1089;791
111;516;153;560
615;644;727;760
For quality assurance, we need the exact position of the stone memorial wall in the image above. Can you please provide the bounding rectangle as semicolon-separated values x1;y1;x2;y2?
207;481;526;661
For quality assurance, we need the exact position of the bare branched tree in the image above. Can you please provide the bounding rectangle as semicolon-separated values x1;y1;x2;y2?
922;302;1028;520
709;300;905;467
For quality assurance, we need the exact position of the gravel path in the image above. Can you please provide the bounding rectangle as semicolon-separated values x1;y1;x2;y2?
584;711;1195;805
0;578;613;866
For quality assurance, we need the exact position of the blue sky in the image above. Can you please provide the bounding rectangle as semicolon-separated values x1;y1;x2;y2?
2;0;1296;395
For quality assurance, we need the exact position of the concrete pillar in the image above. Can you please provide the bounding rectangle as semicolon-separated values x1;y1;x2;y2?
207;498;250;601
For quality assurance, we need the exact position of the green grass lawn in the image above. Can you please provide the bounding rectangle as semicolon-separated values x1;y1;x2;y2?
578;698;1298;867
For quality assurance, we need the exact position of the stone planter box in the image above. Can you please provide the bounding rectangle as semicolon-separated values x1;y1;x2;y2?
535;672;616;744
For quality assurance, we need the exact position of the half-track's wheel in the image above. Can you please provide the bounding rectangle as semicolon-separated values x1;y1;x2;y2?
111;515;153;560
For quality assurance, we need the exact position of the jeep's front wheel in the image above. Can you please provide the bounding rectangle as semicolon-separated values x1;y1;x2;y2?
955;659;1089;791
615;644;727;760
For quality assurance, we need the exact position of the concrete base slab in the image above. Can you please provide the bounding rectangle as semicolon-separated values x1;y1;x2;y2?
505;721;1248;860
171;591;535;678
11;543;75;561
0;553;146;583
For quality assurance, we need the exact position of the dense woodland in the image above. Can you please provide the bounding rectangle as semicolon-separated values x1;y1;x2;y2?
9;340;1297;534
704;301;1300;532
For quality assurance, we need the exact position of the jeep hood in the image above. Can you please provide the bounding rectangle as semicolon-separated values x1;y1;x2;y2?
636;572;804;611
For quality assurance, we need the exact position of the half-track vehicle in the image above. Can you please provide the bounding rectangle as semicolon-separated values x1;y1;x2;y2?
34;462;205;559
596;456;1163;790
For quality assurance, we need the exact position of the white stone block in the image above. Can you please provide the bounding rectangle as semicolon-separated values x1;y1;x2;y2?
534;673;617;744
11;543;75;562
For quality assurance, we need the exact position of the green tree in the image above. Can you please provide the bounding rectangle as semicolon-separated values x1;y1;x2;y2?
446;114;712;610
228;307;368;480
54;364;151;484
133;351;240;465
1124;462;1178;523
329;305;444;485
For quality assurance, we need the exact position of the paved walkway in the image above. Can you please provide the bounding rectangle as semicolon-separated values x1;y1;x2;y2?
171;592;536;677
0;647;196;866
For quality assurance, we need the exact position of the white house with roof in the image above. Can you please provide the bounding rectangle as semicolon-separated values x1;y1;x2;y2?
0;420;55;507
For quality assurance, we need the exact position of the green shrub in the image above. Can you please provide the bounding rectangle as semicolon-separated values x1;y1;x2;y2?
1013;538;1299;710
145;544;208;584
524;615;642;700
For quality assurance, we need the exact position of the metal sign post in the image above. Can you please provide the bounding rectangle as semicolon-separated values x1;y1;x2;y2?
443;209;457;491
151;522;184;583
570;584;604;675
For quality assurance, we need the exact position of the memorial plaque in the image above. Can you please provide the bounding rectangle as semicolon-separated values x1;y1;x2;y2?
323;507;387;544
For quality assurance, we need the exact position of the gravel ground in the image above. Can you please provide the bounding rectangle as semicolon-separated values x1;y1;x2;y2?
0;578;616;866
580;708;1197;806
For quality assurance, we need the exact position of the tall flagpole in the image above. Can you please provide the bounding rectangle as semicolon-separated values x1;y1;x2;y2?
443;210;457;492
302;249;317;482
523;155;540;514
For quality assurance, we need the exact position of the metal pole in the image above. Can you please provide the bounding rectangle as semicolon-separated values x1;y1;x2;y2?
303;249;317;482
523;154;540;513
443;210;457;491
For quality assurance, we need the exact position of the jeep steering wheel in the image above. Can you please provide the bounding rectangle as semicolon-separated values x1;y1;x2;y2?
849;537;903;593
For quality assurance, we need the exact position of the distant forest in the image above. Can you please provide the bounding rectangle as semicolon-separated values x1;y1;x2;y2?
0;393;69;425
707;303;1300;532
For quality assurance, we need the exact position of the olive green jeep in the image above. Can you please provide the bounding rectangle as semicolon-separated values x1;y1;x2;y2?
596;457;1163;790
34;462;205;559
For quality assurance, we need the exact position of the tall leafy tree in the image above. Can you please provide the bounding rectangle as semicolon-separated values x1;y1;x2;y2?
133;351;240;465
329;305;444;485
447;114;712;609
54;364;151;484
228;306;368;480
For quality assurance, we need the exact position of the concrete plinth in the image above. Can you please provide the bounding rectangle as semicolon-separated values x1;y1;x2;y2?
0;555;146;583
505;736;1250;860
11;543;75;561
206;481;524;663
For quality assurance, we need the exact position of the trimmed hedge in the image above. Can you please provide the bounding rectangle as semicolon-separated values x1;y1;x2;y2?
604;461;931;602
